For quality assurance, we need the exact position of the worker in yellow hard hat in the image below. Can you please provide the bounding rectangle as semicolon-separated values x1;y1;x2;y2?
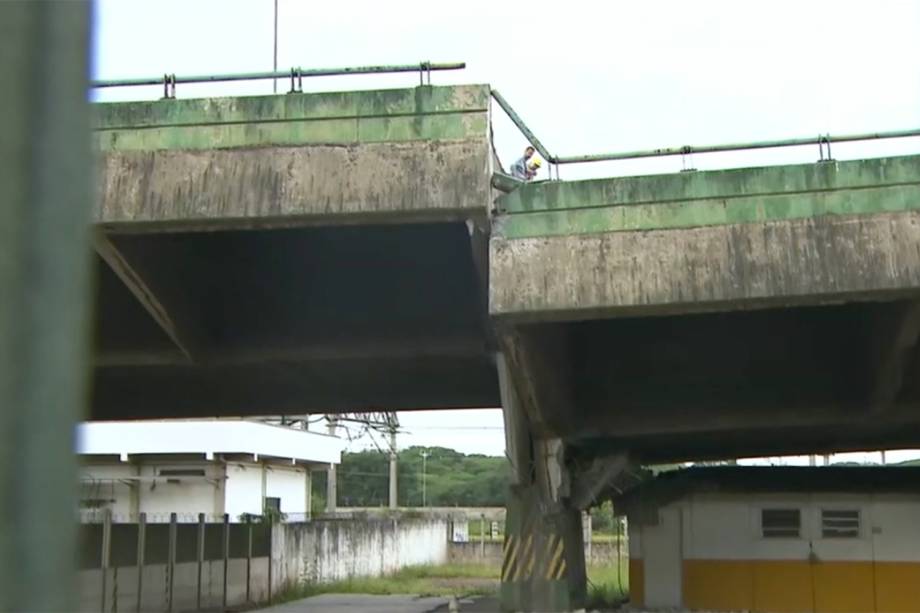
511;146;536;180
527;156;542;179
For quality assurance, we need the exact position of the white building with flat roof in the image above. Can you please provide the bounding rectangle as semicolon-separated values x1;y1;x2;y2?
615;466;920;612
77;420;345;523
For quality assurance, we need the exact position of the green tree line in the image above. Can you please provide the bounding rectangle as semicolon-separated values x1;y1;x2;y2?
312;446;510;508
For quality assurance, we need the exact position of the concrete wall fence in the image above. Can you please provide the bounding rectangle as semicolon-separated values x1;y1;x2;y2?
78;516;449;612
448;540;627;568
272;518;449;588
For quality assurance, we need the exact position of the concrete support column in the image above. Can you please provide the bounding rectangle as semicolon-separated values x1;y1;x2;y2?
326;417;337;513
502;485;587;612
497;353;586;612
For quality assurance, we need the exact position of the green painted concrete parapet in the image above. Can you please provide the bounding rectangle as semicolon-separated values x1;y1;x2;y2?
93;84;490;151
495;154;920;239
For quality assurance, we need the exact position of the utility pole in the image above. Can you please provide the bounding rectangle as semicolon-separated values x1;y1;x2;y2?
325;416;337;514
420;450;431;507
388;426;398;509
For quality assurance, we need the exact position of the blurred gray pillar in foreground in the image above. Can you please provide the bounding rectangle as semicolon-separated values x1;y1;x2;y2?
0;2;94;610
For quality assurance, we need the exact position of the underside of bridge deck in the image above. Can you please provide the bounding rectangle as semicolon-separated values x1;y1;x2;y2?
500;299;920;464
91;221;499;419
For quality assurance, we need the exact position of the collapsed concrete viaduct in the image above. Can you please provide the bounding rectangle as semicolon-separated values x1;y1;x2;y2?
90;83;920;610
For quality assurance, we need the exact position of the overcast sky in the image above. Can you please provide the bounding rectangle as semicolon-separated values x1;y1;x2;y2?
93;0;920;461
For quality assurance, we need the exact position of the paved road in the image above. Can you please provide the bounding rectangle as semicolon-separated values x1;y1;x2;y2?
252;594;451;613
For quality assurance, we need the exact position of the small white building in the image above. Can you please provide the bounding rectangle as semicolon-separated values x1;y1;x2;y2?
77;420;345;523
615;466;920;613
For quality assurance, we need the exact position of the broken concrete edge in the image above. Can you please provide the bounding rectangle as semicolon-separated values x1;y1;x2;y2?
492;171;524;194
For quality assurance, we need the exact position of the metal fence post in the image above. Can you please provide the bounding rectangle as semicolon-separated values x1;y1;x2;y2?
196;513;205;610
480;514;486;559
167;513;176;612
222;514;230;610
136;513;146;613
101;509;112;613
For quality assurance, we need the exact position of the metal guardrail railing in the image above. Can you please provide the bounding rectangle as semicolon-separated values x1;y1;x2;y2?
89;63;918;169
92;61;466;98
491;88;920;175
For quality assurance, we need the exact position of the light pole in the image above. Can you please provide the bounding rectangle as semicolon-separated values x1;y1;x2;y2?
420;450;431;507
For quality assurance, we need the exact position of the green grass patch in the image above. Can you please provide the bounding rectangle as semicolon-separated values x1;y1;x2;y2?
589;533;625;543
277;563;500;602
587;563;629;610
394;563;499;580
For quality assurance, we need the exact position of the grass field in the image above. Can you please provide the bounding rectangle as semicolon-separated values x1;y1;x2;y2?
278;560;629;608
587;563;629;609
278;563;500;602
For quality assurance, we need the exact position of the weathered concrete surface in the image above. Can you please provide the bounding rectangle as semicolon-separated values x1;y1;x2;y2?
97;140;491;229
496;154;920;238
449;539;623;567
491;210;920;321
93;85;492;229
94;85;489;150
491;153;920;465
270;519;449;590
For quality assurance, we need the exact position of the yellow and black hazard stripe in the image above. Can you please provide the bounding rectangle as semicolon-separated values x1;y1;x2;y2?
543;534;567;581
501;532;519;582
520;531;535;580
502;521;539;582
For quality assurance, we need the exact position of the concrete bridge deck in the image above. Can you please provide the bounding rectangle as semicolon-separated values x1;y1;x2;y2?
86;82;920;612
91;83;920;466
92;85;498;418
491;154;920;462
